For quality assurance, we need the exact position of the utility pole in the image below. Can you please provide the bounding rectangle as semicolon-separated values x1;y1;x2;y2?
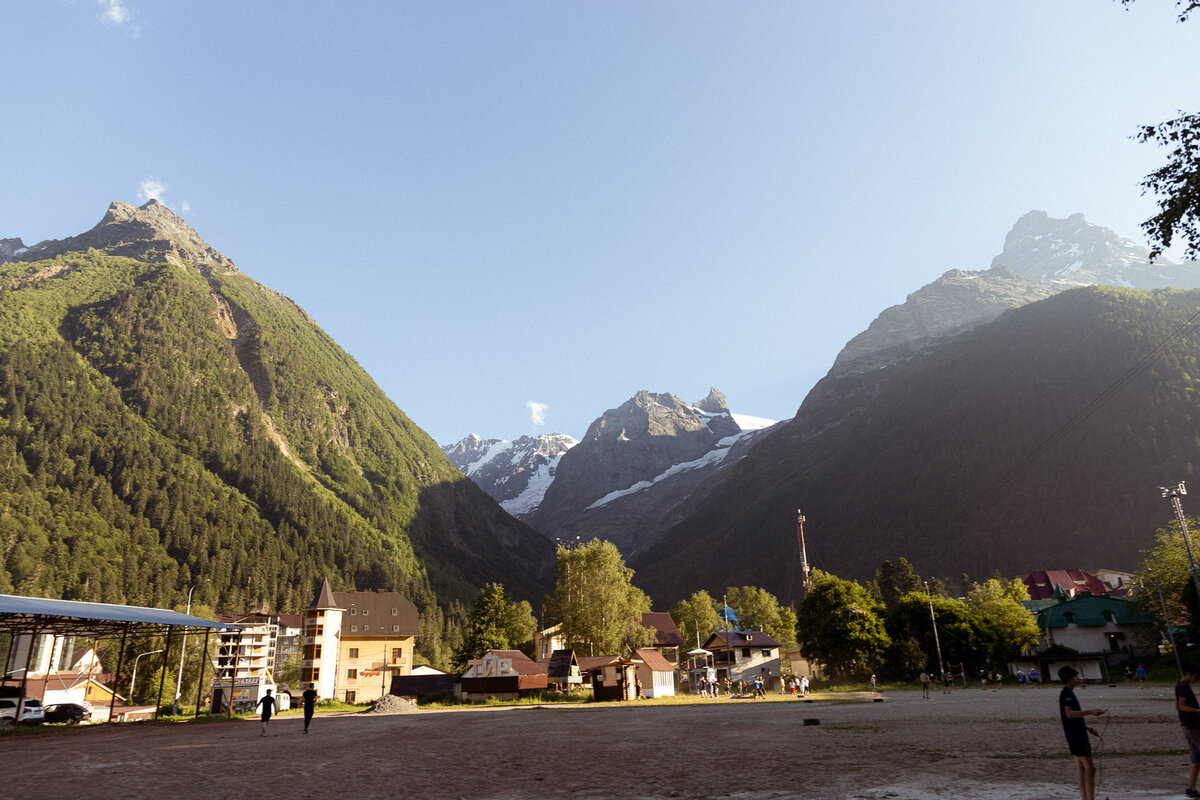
1149;569;1185;678
925;582;945;681
1161;482;1200;603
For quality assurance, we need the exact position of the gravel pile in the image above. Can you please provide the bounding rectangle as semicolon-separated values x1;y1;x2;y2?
363;694;420;714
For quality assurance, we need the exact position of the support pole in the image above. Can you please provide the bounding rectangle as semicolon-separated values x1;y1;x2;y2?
108;623;130;725
154;628;173;719
195;628;211;718
1162;482;1200;603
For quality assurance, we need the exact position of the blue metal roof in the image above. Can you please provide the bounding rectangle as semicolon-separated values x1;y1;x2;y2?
0;593;237;634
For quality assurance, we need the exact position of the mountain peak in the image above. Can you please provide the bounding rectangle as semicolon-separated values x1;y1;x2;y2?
991;210;1176;286
695;387;728;413
2;200;237;274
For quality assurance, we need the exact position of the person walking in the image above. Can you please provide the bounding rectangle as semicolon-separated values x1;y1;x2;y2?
1137;664;1147;689
1058;666;1103;800
1175;664;1200;797
920;671;931;699
302;684;318;734
256;688;276;737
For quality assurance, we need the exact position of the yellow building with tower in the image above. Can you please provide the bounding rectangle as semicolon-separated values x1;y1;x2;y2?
301;578;419;704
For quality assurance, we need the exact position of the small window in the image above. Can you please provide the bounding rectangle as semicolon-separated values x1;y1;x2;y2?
350;608;357;615
348;648;359;659
347;669;357;680
762;649;771;657
742;647;752;658
391;647;402;662
391;608;398;615
392;625;399;632
351;625;358;632
362;609;369;616
311;667;320;680
315;610;325;618
345;690;356;703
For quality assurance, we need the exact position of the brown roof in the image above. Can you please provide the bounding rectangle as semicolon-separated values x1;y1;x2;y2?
577;655;622;674
641;612;684;646
310;577;340;610
334;589;420;637
703;630;782;650
633;648;675;672
1022;569;1108;600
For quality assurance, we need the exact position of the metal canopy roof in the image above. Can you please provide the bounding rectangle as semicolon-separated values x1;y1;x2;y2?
0;593;238;637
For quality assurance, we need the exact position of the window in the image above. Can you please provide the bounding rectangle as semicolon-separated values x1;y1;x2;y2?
302;644;322;660
742;647;752;658
345;691;356;703
762;649;772;657
315;610;325;618
307;624;323;636
391;608;398;615
347;669;357;680
391;647;402;662
351;625;358;632
350;608;357;615
362;609;368;616
392;625;399;632
348;648;359;659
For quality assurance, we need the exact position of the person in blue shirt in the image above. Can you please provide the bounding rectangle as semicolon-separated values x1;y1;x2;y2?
1058;666;1104;800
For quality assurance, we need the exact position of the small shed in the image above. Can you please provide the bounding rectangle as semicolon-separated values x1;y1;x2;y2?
544;649;582;691
632;648;676;698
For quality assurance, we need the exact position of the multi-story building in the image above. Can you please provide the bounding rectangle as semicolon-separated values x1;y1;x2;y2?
301;578;420;704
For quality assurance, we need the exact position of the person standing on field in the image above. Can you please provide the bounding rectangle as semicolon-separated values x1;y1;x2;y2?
302;684;318;734
1058;666;1103;800
1175;664;1200;797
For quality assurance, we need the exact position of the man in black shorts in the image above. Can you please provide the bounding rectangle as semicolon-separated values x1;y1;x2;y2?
1175;664;1200;797
302;684;318;734
1058;666;1103;800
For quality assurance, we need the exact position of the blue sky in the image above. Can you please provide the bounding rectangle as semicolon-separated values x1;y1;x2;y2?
3;1;1199;445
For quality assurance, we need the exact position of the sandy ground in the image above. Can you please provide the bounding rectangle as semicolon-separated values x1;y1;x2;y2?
1;684;1194;800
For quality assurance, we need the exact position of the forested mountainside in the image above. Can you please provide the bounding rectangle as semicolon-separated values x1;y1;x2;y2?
0;201;553;613
633;286;1200;606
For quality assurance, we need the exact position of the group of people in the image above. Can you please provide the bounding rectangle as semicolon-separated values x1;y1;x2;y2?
254;684;320;737
1060;663;1200;800
788;675;810;697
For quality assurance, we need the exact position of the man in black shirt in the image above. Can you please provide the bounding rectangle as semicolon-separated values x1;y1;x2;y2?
1058;665;1103;800
302;684;318;734
1174;664;1200;797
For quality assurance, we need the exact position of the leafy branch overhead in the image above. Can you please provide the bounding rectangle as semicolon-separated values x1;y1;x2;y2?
1123;1;1200;260
1136;113;1200;261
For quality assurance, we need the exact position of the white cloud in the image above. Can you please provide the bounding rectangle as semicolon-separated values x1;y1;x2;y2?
137;178;166;204
527;401;548;427
180;200;191;214
98;0;131;25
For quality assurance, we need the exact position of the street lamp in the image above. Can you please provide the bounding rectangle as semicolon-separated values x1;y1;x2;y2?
174;579;210;713
130;649;164;705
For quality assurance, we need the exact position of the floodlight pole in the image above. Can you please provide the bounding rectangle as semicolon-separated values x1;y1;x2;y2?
174;579;209;713
925;582;945;680
1151;571;1185;678
1161;482;1200;604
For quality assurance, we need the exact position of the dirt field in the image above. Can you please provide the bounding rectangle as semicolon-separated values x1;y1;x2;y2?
1;685;1194;799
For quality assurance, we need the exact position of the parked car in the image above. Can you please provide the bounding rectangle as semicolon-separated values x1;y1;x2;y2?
0;697;45;725
44;702;91;725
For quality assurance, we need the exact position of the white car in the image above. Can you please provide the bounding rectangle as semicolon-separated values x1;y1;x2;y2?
0;697;45;725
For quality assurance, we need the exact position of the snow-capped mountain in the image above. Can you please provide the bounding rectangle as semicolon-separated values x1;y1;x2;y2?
442;432;577;518
830;210;1200;379
524;388;778;554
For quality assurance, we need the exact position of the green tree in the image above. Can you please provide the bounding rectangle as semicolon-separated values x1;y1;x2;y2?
886;592;991;678
670;590;722;651
874;558;923;610
795;570;890;679
966;577;1040;662
1135;517;1200;645
550;539;654;656
450;583;537;672
724;585;798;648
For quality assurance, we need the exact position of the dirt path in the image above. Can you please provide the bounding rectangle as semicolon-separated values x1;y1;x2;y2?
1;685;1191;799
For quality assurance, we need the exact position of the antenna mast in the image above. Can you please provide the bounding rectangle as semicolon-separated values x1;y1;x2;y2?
796;508;812;597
